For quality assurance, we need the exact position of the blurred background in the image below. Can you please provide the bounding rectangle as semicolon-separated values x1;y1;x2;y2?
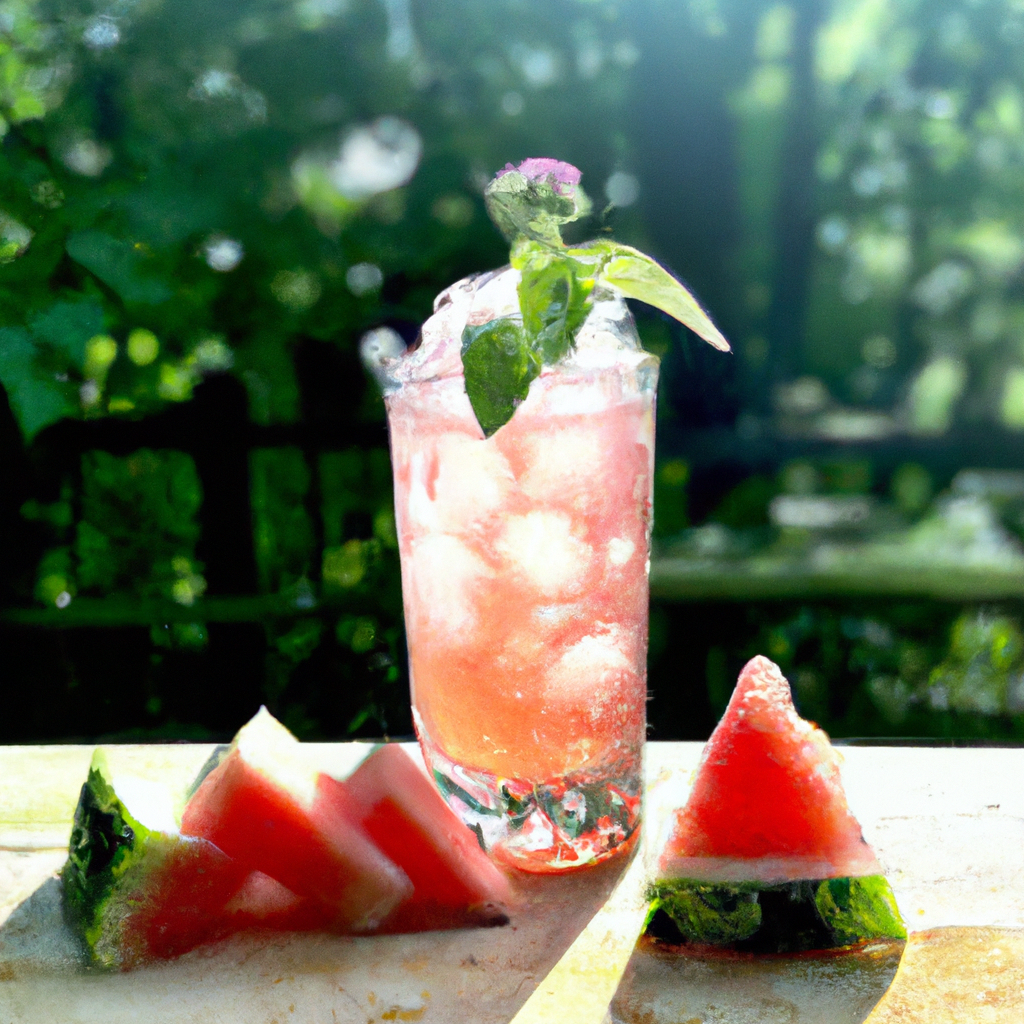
3;0;1024;745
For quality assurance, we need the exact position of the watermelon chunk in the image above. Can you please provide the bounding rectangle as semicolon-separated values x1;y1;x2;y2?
220;870;337;933
646;656;906;952
62;752;249;969
180;708;412;932
340;744;512;932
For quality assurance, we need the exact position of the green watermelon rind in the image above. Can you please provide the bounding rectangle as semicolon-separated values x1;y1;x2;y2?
61;752;176;969
814;875;907;947
644;874;906;952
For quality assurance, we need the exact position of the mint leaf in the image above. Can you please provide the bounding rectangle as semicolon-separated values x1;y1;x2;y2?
516;247;595;365
814;875;907;945
461;318;539;437
463;160;730;437
594;241;731;352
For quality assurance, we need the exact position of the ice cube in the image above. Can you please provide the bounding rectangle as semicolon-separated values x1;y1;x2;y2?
495;511;592;597
385;265;651;391
432;432;516;530
545;627;634;702
404;450;441;533
607;537;636;566
518;426;608;507
402;433;516;535
544;626;638;724
408;534;492;636
535;378;621;418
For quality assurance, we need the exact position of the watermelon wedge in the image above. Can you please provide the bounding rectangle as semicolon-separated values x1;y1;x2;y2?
220;870;337;933
340;744;512;932
646;656;906;953
62;752;249;969
180;707;412;933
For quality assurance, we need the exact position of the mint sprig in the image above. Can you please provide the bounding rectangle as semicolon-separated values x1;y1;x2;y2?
462;159;730;437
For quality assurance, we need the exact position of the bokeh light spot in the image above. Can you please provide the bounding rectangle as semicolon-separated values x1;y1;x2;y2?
346;262;383;296
203;236;244;272
127;329;159;366
604;171;640;208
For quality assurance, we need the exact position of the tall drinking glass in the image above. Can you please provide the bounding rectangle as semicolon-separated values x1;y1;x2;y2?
379;266;658;872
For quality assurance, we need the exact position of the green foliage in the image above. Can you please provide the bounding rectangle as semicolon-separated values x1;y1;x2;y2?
319;449;395;549
710;475;777;530
8;0;1022;744
66;232;173;305
595;242;730;352
463;233;728;434
75;450;204;602
653;459;689;537
0;297;105;439
802;0;1024;420
483;165;591;247
275;618;324;663
738;603;1024;738
249;448;314;596
0;0;638;446
929;611;1024;716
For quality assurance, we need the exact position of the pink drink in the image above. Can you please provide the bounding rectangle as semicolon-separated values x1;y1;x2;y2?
380;267;658;872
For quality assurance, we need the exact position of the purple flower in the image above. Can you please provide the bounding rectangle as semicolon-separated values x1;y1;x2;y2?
497;158;582;196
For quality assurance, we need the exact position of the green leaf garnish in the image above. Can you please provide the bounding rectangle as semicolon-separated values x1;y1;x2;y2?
461;159;730;436
484;164;591;246
592;241;730;352
461;318;539;437
515;243;596;365
814;875;907;945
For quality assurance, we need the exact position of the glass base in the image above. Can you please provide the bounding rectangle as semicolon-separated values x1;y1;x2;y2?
418;732;642;873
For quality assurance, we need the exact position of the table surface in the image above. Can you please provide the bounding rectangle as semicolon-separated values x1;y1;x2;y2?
1;741;1023;1023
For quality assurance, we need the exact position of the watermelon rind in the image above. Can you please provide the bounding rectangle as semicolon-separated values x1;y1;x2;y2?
62;751;173;967
62;751;242;969
644;874;906;953
814;875;907;947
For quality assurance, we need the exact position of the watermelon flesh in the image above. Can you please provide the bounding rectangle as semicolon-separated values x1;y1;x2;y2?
180;708;412;933
660;655;881;883
341;744;512;932
220;870;337;933
64;711;515;968
648;656;905;952
62;753;249;969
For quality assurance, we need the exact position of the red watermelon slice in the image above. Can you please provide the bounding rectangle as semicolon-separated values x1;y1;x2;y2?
646;656;905;952
180;708;412;933
62;752;250;969
220;870;337;933
340;744;512;932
